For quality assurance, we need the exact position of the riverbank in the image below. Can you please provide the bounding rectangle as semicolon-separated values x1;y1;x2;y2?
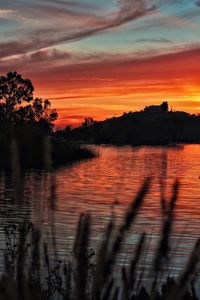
68;139;187;148
51;138;96;167
0;135;96;169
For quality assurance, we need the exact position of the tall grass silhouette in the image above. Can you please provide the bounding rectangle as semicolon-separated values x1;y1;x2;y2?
0;138;199;300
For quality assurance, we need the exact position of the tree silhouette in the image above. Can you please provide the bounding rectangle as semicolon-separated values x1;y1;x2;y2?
0;71;33;122
82;117;95;127
161;101;169;112
0;71;57;129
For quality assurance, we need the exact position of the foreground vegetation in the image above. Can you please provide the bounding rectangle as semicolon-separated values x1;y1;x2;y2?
0;174;199;299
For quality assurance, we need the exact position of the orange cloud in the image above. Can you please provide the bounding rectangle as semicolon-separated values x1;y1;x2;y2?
2;46;200;127
29;46;200;126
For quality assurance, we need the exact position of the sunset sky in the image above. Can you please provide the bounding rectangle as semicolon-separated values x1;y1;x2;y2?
0;0;200;127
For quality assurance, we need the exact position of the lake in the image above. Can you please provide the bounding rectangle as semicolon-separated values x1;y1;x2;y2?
0;144;200;282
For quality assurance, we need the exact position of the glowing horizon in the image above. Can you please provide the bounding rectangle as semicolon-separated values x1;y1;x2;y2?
0;0;200;127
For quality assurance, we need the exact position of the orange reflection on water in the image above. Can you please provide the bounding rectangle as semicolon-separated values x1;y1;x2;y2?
0;144;200;275
55;144;200;233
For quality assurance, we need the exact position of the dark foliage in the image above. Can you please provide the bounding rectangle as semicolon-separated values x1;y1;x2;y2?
0;71;58;129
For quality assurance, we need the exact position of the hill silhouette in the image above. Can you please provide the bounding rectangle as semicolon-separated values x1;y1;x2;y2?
56;102;200;145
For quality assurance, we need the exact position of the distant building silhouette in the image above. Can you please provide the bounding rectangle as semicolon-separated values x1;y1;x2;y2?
144;101;168;113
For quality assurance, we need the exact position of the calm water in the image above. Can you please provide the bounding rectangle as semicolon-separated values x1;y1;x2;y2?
0;144;200;280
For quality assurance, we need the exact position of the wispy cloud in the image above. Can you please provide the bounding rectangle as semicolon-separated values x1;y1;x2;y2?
21;45;200;103
0;8;14;17
1;0;200;125
135;38;172;43
0;0;159;59
0;0;197;62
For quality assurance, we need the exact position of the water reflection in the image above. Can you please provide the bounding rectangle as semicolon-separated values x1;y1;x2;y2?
0;144;200;276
